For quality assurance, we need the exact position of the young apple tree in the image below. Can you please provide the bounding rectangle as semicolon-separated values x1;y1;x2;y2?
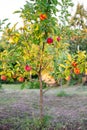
14;0;73;119
1;0;73;120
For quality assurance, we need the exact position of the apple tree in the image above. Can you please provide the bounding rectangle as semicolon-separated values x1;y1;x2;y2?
17;0;73;119
0;0;74;120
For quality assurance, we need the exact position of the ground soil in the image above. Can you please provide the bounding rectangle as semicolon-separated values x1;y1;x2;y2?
0;86;87;130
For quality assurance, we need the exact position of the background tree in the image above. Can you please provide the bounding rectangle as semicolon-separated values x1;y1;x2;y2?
70;3;87;29
67;3;87;53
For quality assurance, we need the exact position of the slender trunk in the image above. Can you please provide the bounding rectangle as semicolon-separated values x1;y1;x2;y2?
38;71;43;119
60;78;63;90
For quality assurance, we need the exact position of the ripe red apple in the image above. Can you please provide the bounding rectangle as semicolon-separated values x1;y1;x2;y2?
74;68;80;75
57;36;61;42
47;37;53;44
1;75;7;81
40;14;47;20
25;65;32;71
18;77;24;82
72;61;77;67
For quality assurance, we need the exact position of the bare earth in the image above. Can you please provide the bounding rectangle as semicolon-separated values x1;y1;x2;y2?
0;85;87;129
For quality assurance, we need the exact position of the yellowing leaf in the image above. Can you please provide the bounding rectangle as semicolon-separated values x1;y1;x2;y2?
14;37;19;43
9;37;14;43
59;64;66;68
67;54;72;61
85;69;87;75
7;72;11;78
35;25;39;31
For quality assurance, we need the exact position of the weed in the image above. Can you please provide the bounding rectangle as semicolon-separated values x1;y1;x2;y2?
57;90;71;97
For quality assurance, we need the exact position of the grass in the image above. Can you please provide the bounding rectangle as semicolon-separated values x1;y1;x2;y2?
1;116;81;130
0;115;53;130
1;83;87;94
56;85;87;96
1;84;87;129
1;84;21;90
0;96;17;105
57;90;72;97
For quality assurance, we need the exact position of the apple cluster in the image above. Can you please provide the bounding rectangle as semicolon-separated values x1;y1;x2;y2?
0;65;32;82
47;36;61;44
72;61;80;75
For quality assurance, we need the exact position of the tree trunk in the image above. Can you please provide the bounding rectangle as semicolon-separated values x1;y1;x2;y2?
38;71;43;119
60;78;63;90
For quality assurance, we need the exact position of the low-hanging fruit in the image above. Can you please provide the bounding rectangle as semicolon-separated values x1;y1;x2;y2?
1;75;7;81
25;65;32;71
18;77;24;82
74;68;80;75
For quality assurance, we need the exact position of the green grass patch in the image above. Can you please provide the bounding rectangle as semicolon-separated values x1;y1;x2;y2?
0;115;52;130
57;90;72;97
2;84;21;90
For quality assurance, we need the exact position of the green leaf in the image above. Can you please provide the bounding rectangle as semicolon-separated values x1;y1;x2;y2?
21;83;26;89
13;10;21;14
3;18;8;22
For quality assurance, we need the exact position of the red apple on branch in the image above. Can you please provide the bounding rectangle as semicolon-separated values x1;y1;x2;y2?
57;36;61;42
47;37;53;44
25;65;32;71
1;75;7;81
18;77;24;82
40;14;47;20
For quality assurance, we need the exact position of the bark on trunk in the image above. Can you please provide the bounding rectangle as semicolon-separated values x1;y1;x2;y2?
38;71;43;119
